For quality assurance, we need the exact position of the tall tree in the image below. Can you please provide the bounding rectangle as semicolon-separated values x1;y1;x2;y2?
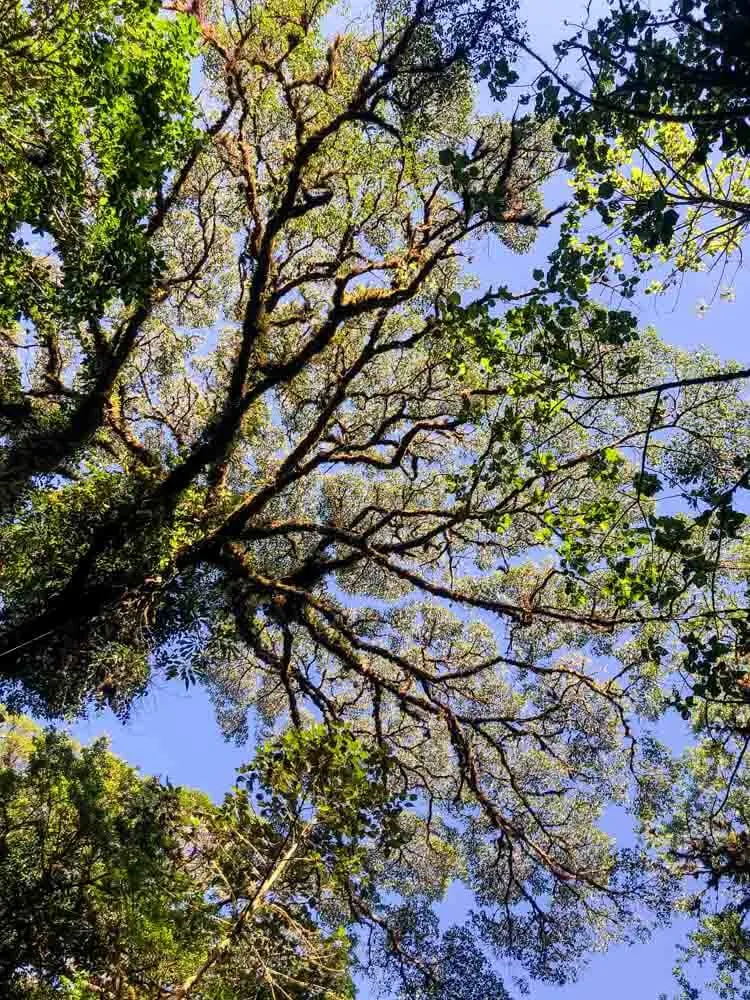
503;3;750;991
2;712;484;998
3;0;750;989
0;0;199;497
638;714;750;1000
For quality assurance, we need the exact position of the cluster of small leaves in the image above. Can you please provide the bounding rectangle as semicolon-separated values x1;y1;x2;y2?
242;724;414;859
557;0;750;160
537;0;750;290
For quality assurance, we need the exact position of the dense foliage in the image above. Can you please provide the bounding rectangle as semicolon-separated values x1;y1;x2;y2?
2;0;750;996
1;712;478;998
0;0;198;465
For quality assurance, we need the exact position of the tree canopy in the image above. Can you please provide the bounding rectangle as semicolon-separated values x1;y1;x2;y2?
2;0;750;997
2;711;481;998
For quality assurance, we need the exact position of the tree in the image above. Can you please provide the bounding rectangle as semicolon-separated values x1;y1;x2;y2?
510;0;750;717
637;715;750;1000
502;4;750;990
2;711;473;998
524;0;750;293
3;0;750;982
4;0;750;990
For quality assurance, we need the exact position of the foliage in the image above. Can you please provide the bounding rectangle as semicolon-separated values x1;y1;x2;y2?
0;710;212;998
642;715;750;1000
526;0;750;293
0;0;197;500
3;0;750;995
0;0;197;316
1;711;481;998
507;9;750;994
558;0;750;158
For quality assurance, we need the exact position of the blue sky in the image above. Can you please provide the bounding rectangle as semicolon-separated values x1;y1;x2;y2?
70;0;749;996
